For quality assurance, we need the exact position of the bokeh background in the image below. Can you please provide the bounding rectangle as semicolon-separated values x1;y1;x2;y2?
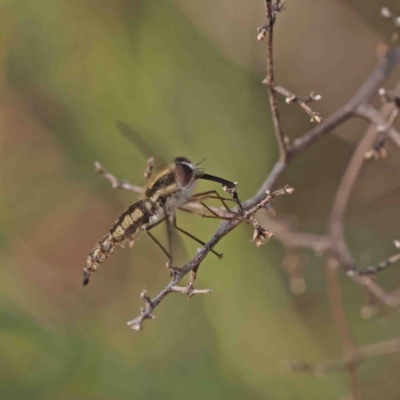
2;1;400;399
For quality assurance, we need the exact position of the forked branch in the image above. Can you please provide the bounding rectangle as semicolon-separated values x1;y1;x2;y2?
124;185;294;330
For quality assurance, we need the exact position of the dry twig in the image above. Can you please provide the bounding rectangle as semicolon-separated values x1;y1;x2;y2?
284;336;400;376
95;161;144;193
326;257;362;399
260;0;287;160
359;248;400;276
125;185;294;330
263;82;323;123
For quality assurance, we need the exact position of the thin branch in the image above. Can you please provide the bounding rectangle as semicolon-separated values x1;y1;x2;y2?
127;186;294;330
379;87;400;108
288;45;400;159
328;80;400;271
261;0;287;161
95;161;144;193
359;250;400;276
127;220;240;330
347;271;400;314
285;336;400;375
247;186;294;246
257;0;285;41
257;212;330;253
226;183;295;246
328;107;381;269
171;285;213;297
357;104;400;156
326;257;362;400
263;82;323;123
247;160;286;206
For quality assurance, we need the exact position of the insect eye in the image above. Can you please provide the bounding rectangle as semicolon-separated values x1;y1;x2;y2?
175;163;194;188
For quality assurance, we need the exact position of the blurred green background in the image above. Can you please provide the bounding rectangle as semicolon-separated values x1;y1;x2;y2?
2;1;400;399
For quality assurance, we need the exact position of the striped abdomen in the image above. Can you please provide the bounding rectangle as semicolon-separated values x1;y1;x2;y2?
83;199;159;285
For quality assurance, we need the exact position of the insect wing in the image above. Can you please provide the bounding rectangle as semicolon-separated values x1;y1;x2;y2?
115;121;168;169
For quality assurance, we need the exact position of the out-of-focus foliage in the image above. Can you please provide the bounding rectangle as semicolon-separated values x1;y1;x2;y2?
1;1;400;399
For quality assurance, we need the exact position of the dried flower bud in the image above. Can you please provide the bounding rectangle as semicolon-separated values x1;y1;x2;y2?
286;96;295;104
284;185;294;194
377;124;387;133
257;27;267;41
381;7;392;19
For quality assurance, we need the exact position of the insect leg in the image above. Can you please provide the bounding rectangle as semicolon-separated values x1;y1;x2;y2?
172;215;223;259
198;201;234;220
162;205;174;260
146;231;172;264
144;215;173;264
191;190;233;201
191;190;236;213
178;206;231;220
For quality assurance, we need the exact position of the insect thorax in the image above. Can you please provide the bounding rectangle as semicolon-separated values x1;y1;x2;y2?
145;168;195;212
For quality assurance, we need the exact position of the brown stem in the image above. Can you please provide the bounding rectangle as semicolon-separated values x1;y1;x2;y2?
288;45;400;159
265;83;323;123
286;337;400;375
264;0;287;161
326;258;362;400
328;80;400;270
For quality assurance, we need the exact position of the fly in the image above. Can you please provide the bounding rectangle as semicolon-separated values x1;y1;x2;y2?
83;150;236;286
